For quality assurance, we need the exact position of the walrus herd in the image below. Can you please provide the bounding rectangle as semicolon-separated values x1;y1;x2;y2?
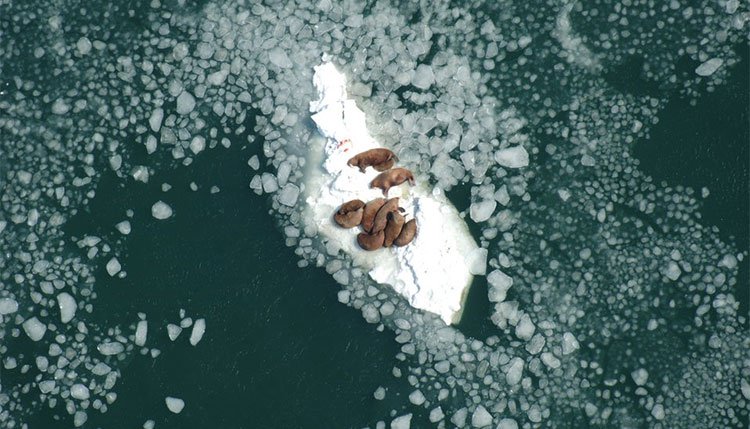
333;148;418;251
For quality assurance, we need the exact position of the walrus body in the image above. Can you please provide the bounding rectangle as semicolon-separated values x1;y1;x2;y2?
393;218;417;246
370;168;415;196
357;230;385;251
383;211;405;247
370;197;399;234
334;199;365;228
361;198;386;232
347;148;398;173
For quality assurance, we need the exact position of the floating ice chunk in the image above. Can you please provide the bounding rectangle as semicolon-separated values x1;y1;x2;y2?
470;199;496;223
541;352;561;368
651;404;665;420
467;248;487;275
71;383;90;400
57;292;76;323
631;368;648;386
149;108;164;132
497;418;518;429
23;317;46;341
98;341;125;355
116;220;131;235
76;37;92;55
664;261;681;280
247;155;260;170
374;386;386;400
143;420;155;429
471;405;492;427
106;257;122;276
268;47;293;68
695;58;723;76
515;313;535;340
189;318;206;346
135;320;148;346
92;362;112;375
408;389;425;405
487;270;513;302
429;407;444;423
741;378;750;400
277;184;300;207
562;332;579;355
451;408;468;427
39;380;55;393
190;136;206;154
0;297;19;315
167;323;182;341
176;91;196;115
505;357;524;385
207;69;229;86
52;98;70;115
495;146;529;168
261;173;278;193
151;201;173;219
132;165;150;183
390;414;412;429
73;411;87;427
165;396;185;413
412;64;435;89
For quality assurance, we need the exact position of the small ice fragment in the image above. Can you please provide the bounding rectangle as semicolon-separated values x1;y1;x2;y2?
76;37;92;55
167;324;182;341
408;389;425;405
268;47;293;68
429;407;444;423
207;69;229;86
651;404;665;420
247;155;260;170
741;378;750;400
487;270;513;302
631;368;648;386
562;332;579;354
411;64;435;89
73;411;88;427
70;383;90;400
495;146;529;168
469;199;496;223
115;220;131;235
467;248;487;275
165;396;185;413
277;184;300;207
497;418;518;429
390;414;412;429
190;136;206;154
23;317;46;341
51;98;70;115
98;341;125;355
143;420;155;429
664;261;681;281
57;292;76;323
515;313;535;341
695;58;723;76
373;386;386;400
106;257;121;276
176;91;196;115
149;108;164;132
189;318;206;346
505;357;524;385
151;201;173;219
135;320;148;346
471;405;492;427
0;297;19;315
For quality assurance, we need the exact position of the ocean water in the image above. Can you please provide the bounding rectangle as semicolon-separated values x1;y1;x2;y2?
0;1;748;428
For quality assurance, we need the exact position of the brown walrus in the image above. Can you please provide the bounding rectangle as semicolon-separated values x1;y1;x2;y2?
383;211;405;247
361;198;386;232
357;230;385;251
347;148;398;173
370;197;399;234
333;199;365;228
393;218;417;246
370;168;415;196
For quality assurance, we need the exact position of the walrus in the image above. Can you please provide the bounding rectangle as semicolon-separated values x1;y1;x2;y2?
333;199;365;228
383;211;405;247
370;197;399;234
370;168;415;196
357;230;385;251
360;198;386;232
347;148;398;173
393;219;417;246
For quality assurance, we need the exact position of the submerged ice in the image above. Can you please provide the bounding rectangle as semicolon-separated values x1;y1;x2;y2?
0;0;747;427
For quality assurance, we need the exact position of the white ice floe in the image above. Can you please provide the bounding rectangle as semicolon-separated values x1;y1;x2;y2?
305;62;481;324
151;201;173;219
189;318;206;346
165;396;185;413
22;317;46;341
57;292;76;323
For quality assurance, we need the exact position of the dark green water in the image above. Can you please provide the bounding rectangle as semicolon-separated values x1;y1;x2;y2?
1;1;748;428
